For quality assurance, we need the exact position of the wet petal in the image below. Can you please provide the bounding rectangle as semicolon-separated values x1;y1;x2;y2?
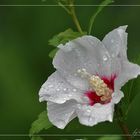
39;71;83;104
47;100;76;129
102;25;128;59
76;103;114;126
74;36;112;77
53;35;112;85
112;90;124;104
115;61;140;89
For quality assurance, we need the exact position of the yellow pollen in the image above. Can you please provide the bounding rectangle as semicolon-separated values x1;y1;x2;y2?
89;75;113;101
77;68;113;102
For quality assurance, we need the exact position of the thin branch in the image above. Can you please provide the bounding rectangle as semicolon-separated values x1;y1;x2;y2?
88;0;113;34
117;119;132;140
58;2;71;14
68;0;83;34
115;106;132;140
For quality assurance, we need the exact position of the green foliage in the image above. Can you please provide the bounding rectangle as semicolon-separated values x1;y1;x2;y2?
49;28;86;47
88;0;114;34
97;136;122;140
119;56;140;118
121;76;140;117
49;48;59;58
29;111;52;139
48;28;86;58
31;136;43;140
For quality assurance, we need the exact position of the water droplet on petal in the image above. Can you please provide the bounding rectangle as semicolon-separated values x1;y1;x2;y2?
87;109;91;113
73;89;77;92
103;55;108;61
56;88;60;91
68;94;72;97
63;88;67;91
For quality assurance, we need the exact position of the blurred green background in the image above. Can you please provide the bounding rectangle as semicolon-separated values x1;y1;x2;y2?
0;0;140;140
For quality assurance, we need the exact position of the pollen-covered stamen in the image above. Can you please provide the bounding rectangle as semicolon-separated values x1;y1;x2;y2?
89;75;113;101
77;68;113;102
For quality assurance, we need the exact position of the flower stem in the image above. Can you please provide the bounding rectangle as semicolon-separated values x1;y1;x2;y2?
58;0;83;34
116;106;132;140
88;0;113;34
68;0;83;34
117;119;131;140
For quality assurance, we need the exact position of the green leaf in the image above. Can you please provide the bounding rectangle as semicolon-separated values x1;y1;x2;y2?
88;0;114;34
49;48;59;58
121;78;140;117
49;28;86;47
128;56;140;103
48;28;86;58
119;55;140;117
29;111;52;135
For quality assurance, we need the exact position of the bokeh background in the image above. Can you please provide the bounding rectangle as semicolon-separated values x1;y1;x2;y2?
0;0;140;140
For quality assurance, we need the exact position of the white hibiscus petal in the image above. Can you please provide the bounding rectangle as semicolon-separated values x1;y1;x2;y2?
112;90;124;104
53;42;89;91
109;57;121;77
53;35;112;84
76;103;114;126
53;41;83;74
115;61;140;89
102;25;128;59
74;36;112;77
47;100;76;129
39;71;83;104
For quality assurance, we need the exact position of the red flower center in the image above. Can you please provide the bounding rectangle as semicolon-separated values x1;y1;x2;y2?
85;75;116;106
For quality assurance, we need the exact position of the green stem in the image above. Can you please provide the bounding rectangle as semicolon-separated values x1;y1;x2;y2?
117;119;131;140
68;0;83;34
58;2;71;14
58;0;83;34
88;0;113;34
116;106;132;140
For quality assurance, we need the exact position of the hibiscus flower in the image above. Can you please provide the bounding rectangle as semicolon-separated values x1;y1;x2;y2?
39;26;140;129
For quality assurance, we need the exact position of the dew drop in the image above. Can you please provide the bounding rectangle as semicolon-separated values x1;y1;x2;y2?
56;88;60;91
103;55;108;61
73;89;77;92
87;109;91;113
68;94;72;97
63;88;67;91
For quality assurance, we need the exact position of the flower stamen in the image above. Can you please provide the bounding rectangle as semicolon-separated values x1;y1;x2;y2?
77;68;113;102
